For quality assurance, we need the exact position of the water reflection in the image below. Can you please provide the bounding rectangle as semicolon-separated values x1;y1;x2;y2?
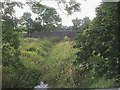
34;82;48;89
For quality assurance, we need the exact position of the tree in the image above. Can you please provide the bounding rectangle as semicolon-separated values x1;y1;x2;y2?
75;2;119;86
32;3;62;31
72;17;90;31
32;20;43;32
20;12;34;35
27;0;81;15
1;1;27;88
64;0;81;15
72;18;83;31
2;1;22;67
81;17;90;30
1;0;82;88
19;0;81;32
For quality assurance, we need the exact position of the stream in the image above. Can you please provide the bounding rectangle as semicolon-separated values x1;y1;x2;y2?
34;82;48;89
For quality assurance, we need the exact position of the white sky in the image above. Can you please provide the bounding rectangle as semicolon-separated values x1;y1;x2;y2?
14;0;102;26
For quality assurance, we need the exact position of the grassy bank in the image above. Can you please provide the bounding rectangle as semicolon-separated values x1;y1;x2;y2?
19;37;78;88
3;37;116;88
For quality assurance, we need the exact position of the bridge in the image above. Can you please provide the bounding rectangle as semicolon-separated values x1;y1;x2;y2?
26;31;79;39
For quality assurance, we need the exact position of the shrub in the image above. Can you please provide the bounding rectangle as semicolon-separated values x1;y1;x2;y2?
91;77;115;88
64;36;70;41
50;37;60;43
26;47;36;52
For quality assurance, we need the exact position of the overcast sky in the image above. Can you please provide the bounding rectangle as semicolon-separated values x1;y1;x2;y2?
14;0;102;26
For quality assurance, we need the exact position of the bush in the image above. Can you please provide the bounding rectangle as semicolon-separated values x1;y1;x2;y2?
91;77;115;88
27;47;36;52
64;36;70;41
50;37;60;43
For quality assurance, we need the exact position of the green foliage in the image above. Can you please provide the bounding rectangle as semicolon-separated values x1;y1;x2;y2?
20;12;34;33
19;38;79;88
18;0;81;32
91;77;115;88
49;37;61;43
81;17;91;30
72;18;83;31
3;38;53;88
44;41;78;88
2;2;119;88
20;3;62;33
2;2;21;67
28;0;81;15
21;38;52;56
31;3;62;32
65;0;81;15
32;21;43;32
64;36;70;41
3;66;19;88
72;17;90;31
75;2;119;87
2;15;20;67
3;36;117;88
1;2;28;88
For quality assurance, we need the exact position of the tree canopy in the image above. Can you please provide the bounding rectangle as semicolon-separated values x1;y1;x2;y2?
1;1;22;67
75;2;119;86
72;17;90;31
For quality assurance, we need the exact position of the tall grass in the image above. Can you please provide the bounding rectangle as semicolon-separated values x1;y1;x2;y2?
19;38;116;88
3;37;116;88
91;77;115;88
44;40;78;87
